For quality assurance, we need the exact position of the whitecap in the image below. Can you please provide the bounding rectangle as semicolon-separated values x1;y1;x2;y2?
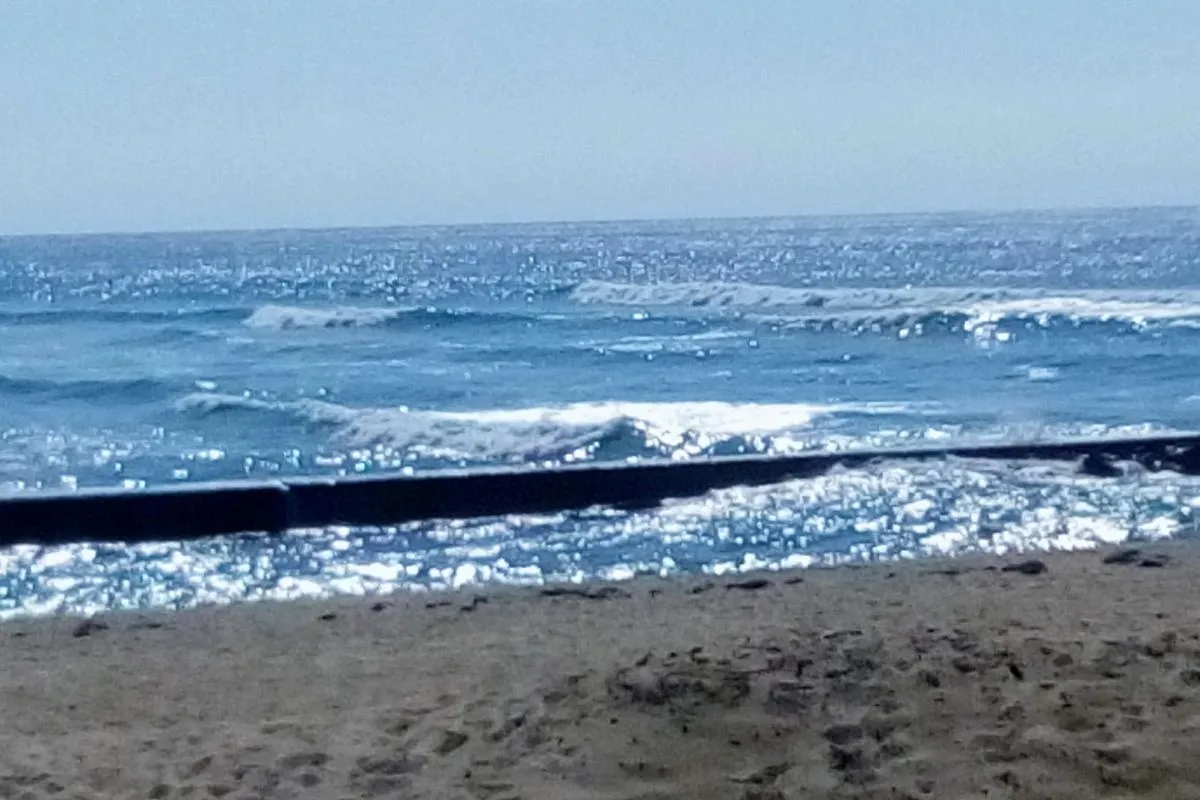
243;304;408;330
570;280;1200;331
175;393;929;463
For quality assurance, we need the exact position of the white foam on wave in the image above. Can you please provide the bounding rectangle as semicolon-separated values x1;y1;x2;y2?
244;305;410;330
177;393;923;462
964;296;1200;326
176;393;358;423
570;280;1200;329
579;328;752;354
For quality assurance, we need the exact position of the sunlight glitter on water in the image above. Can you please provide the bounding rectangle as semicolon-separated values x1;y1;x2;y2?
2;458;1196;618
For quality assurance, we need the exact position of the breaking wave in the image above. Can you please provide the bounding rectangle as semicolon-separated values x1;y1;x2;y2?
569;281;1200;332
0;304;544;332
176;393;923;463
242;304;538;330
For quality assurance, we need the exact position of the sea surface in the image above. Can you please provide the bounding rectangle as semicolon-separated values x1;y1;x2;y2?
2;207;1200;616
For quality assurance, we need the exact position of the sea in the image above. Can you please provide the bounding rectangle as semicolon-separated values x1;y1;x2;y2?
2;206;1200;616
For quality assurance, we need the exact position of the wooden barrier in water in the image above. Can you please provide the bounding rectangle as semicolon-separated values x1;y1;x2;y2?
2;433;1199;546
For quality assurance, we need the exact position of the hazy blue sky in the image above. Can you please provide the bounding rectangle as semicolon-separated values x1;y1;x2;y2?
2;1;1198;234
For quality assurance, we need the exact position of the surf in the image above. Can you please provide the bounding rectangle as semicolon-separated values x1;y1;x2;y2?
175;393;926;463
569;280;1200;333
242;304;543;331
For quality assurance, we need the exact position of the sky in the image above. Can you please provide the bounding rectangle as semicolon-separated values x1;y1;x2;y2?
1;1;1198;235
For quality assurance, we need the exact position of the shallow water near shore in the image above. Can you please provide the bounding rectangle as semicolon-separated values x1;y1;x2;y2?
2;207;1200;615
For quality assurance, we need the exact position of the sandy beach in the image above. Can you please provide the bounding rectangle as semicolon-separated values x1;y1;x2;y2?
3;544;1200;799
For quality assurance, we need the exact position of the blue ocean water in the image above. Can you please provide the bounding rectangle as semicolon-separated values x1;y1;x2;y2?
2;207;1200;616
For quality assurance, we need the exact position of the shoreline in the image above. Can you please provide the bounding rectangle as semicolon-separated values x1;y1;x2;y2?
3;431;1198;545
3;541;1199;798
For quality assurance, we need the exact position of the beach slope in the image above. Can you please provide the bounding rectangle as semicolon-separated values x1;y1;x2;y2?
3;545;1200;799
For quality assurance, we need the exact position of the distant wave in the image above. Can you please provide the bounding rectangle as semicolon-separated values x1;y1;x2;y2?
0;303;543;332
576;328;752;355
569;281;1200;332
0;375;174;403
244;305;407;330
0;307;245;325
176;393;923;463
243;304;540;331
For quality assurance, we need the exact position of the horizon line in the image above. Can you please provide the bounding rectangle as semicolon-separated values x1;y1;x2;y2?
2;201;1196;241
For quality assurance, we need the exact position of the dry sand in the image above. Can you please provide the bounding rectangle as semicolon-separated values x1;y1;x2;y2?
3;544;1200;799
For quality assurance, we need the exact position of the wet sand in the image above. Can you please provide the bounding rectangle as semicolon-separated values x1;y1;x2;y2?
2;543;1200;799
